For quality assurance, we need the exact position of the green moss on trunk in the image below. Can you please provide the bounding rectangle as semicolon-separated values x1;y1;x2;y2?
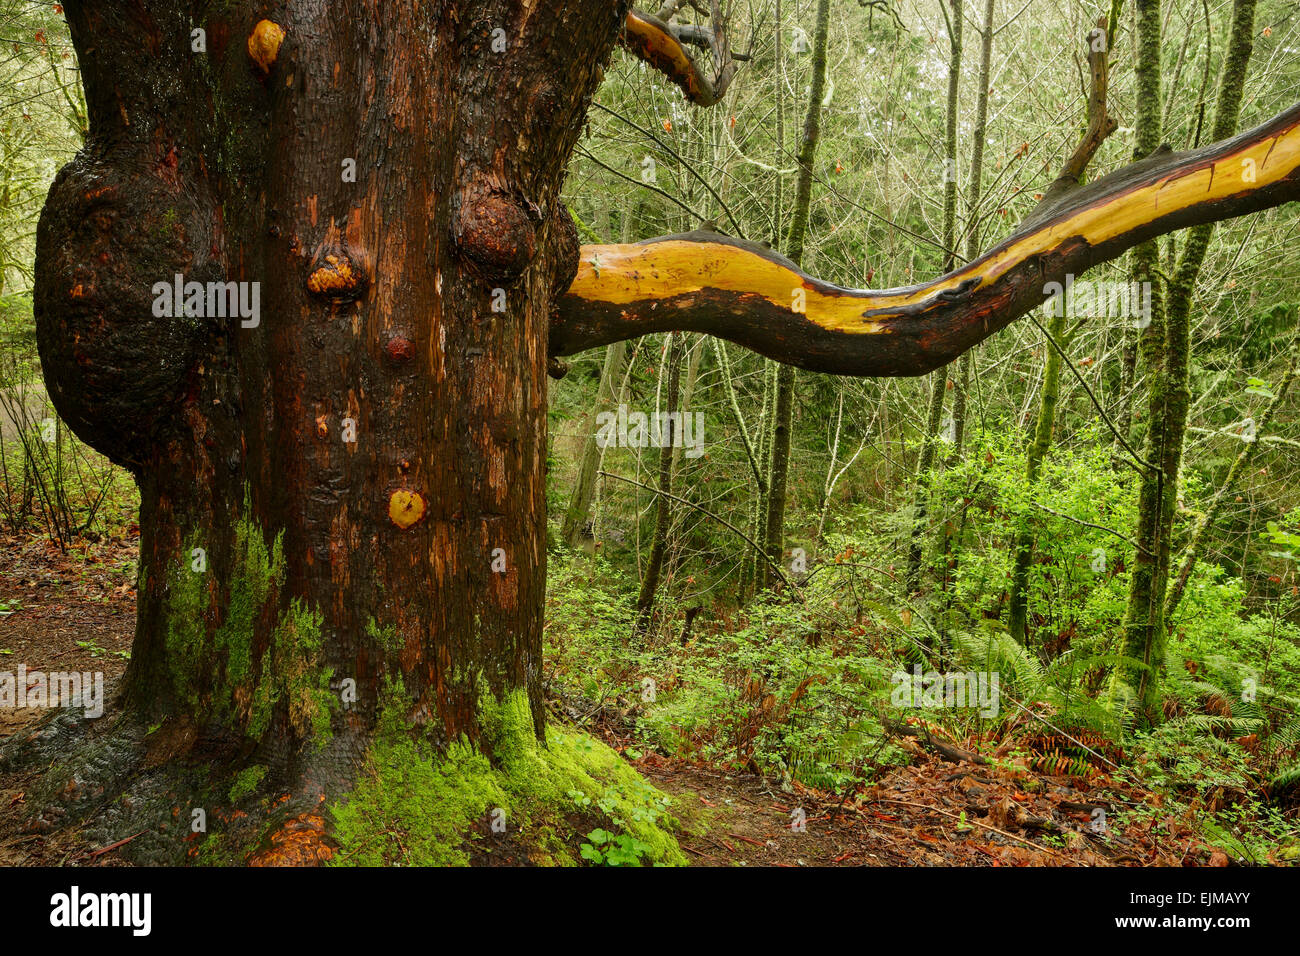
164;505;333;745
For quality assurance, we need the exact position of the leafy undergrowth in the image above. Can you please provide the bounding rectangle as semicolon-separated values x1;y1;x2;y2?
544;529;1300;865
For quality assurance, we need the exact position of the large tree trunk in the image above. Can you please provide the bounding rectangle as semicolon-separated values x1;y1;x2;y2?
23;0;622;860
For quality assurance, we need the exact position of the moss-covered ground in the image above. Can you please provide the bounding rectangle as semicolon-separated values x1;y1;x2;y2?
328;688;685;866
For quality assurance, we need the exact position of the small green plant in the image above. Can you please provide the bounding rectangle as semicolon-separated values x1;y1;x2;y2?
572;780;673;867
1263;516;1300;565
580;828;655;866
566;788;593;810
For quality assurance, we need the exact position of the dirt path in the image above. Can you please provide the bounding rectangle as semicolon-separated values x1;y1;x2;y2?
633;755;1190;866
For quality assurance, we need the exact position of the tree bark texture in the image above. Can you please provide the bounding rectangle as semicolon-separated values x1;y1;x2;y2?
34;1;625;783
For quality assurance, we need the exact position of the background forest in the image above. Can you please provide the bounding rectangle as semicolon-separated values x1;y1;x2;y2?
2;0;1299;864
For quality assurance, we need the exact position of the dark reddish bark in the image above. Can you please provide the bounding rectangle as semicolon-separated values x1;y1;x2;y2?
29;0;624;829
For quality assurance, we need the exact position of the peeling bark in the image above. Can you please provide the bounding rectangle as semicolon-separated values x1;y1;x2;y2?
554;102;1300;375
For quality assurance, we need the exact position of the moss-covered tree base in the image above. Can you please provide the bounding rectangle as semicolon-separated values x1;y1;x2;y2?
329;689;684;867
0;684;684;867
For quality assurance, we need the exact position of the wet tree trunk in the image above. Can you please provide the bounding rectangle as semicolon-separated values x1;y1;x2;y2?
32;0;620;816
18;0;1300;863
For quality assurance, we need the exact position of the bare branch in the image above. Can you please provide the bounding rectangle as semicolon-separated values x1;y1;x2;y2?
1036;17;1120;209
621;2;737;107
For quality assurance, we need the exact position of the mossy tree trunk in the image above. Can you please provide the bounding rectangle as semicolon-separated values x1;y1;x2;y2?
32;0;621;832
1115;0;1258;720
19;0;1300;862
1111;0;1169;718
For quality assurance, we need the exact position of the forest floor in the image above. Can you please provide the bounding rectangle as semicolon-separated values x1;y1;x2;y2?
0;531;137;866
0;534;1229;866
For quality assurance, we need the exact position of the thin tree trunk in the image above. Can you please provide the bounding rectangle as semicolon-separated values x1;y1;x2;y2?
764;362;797;588
908;371;949;596
746;359;775;596
1113;0;1170;719
747;0;787;598
1006;15;1117;642
906;0;963;597
714;337;767;595
636;332;685;628
813;386;866;555
1008;311;1069;642
763;0;831;590
562;339;629;548
948;0;996;460
676;335;705;468
714;338;766;493
938;0;996;608
563;205;641;548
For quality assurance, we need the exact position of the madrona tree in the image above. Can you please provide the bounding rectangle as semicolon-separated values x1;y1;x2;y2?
8;0;1300;863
